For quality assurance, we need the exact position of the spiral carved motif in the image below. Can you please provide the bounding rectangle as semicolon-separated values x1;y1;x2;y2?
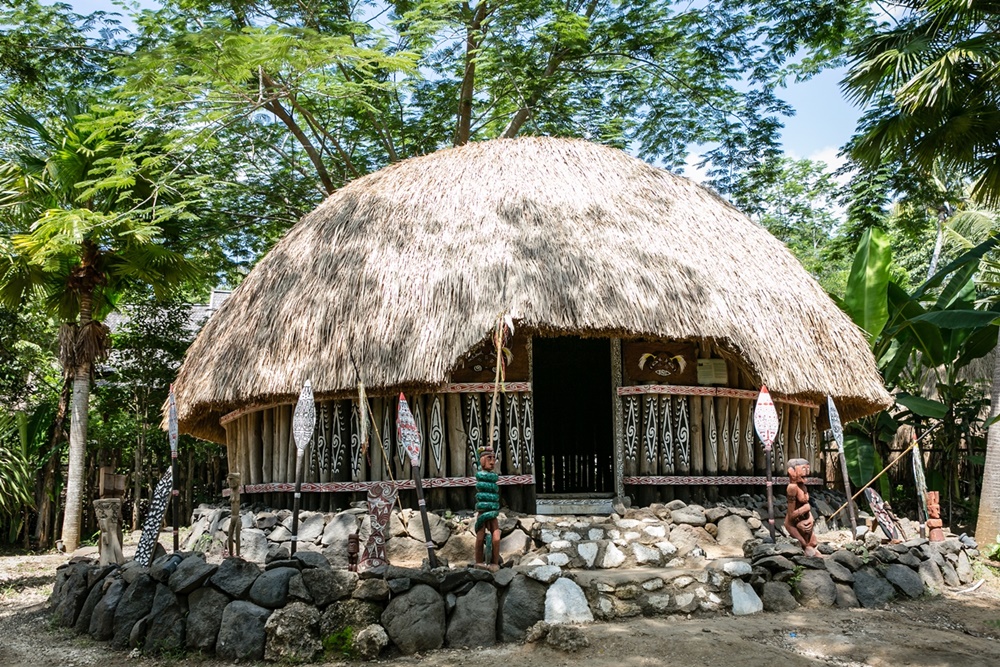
466;394;483;466
624;396;639;461
429;396;444;472
677;396;690;467
643;395;658;465
506;394;521;470
350;403;362;480
331;401;344;474
661;396;674;471
522;394;534;469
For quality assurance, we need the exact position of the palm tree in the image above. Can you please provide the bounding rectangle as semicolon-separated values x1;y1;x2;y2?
0;102;197;552
843;0;1000;541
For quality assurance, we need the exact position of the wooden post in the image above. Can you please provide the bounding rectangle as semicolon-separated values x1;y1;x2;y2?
689;394;703;503
249;410;262;487
777;404;790;474
504;393;525;512
639;394;658;507
446;394;468;509
428;395;447;509
737;400;753;475
717;397;730;475
368;398;385;484
702;396;716;501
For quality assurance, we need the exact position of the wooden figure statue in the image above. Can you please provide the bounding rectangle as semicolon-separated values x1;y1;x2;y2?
93;498;125;566
227;473;242;558
784;457;818;556
926;490;945;542
475;450;502;571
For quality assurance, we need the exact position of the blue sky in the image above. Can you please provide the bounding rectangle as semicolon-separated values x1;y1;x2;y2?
69;0;862;173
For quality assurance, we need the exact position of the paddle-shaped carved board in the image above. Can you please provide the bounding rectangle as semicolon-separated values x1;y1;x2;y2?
135;469;172;567
359;481;397;571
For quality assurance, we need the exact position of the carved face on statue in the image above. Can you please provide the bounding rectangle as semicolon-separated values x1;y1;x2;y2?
480;451;496;472
787;458;809;482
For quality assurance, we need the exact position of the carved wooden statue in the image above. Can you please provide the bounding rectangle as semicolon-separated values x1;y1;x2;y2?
93;498;125;566
926;490;945;542
359;481;397;572
784;457;818;556
475;450;502;571
227;473;242;558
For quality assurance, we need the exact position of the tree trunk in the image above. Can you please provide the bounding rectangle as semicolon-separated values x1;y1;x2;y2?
976;328;1000;540
60;293;94;553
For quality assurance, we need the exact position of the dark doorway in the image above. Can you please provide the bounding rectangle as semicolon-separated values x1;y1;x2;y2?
532;337;614;494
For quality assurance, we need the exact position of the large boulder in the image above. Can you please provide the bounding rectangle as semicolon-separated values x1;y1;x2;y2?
240;528;270;563
353;624;389;661
112;573;157;648
216;600;271;661
381;584;446;655
210;557;261;598
918;560;945;597
716;516;754;553
321;513;359;547
730;580;763;615
385;536;429;566
144;584;186;654
853;567;895;608
74;573;110;634
249;566;298;609
186;586;230;651
446;581;497;648
302;568;358;608
545;577;593;624
168;554;217;595
501;574;547;641
884;564;924;599
52;562;91;628
406;512;451;545
297;513;328;545
264;601;322;662
761;581;798;612
795;570;836;608
88;578;127;641
320;599;383;638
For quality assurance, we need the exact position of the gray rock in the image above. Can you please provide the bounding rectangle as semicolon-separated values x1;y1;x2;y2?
240;528;269;563
446;581;497;648
762;581;799;612
716;515;754;551
386;535;429;565
665;499;687;510
88;578;126;640
824;558;855;584
546;624;590;652
438;567;493;593
74;573;109;634
545;577;593;624
353;623;389;661
216;600;271;661
793;555;827;570
795;570;836;608
381;584;446;655
167;554;217;595
406;512;451;545
302;568;358;607
494;567;516;587
353;577;390;601
149;554;184;583
754;555;796;572
321;513;359;547
501;574;547;641
297;513;328;544
918;560;945;597
500;528;531;557
52;562;91;628
128;615;149;649
956;550;973;584
670;506;707;527
264;601;322;663
256;511;278;530
249;566;298;609
320;599;383;638
268;525;292;542
112;573;157;648
835;583;860;608
705;507;729;523
186;586;229;651
210;557;261;599
853;567;895;608
941;560;961;587
119;561;148;585
265;558;302;571
287;572;314;603
731;580;763;615
830;549;864;571
295;551;331;569
528;564;562;584
884;563;924;598
601;542;626;568
144;584;185;654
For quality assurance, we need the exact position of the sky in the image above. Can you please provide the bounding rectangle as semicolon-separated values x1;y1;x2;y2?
68;0;862;174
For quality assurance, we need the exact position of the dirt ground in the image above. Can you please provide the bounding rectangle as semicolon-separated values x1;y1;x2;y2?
3;549;1000;667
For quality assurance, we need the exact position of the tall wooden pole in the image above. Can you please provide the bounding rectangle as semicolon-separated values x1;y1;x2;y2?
398;393;438;568
168;387;179;553
754;387;779;542
827;397;858;538
291;380;316;556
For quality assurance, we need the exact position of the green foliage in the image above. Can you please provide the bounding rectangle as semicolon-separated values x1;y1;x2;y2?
984;535;1000;561
323;627;355;660
845;227;891;345
0;412;35;520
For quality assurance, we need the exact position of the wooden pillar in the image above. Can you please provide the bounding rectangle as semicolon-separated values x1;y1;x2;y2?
504;394;525;512
427;395;447;509
638;394;658;507
717;397;730;476
522;392;536;512
610;338;626;506
703;396;717;501
777;404;790;474
737;399;753;475
446;394;468;510
249;410;262;486
689;394;703;504
277;405;290;483
368;398;385;484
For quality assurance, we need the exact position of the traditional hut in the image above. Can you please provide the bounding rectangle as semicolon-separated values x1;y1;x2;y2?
171;137;891;514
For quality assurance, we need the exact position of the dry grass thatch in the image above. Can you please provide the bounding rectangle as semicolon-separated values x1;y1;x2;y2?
173;137;892;443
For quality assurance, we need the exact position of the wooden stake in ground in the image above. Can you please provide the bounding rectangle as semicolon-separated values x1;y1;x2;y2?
398;393;438;568
168;386;179;553
290;380;316;556
754;386;779;541
827;396;858;538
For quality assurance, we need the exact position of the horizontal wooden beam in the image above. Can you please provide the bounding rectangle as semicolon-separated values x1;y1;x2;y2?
624;475;824;486
222;474;535;497
617;385;819;409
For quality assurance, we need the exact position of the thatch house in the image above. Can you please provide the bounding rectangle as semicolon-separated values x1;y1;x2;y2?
171;137;891;514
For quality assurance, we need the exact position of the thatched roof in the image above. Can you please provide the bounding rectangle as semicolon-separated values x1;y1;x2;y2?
173;137;891;443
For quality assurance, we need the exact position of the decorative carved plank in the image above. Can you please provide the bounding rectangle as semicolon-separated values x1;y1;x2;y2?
429;395;445;473
381;398;394;472
624;396;639;462
317;402;330;479
676;396;690;469
745;401;755;470
506;394;521;470
330;401;344;474
643;395;658;466
731;400;740;468
660;396;674;472
720;399;730;473
350;402;363;480
466;393;483;465
522;394;534;470
794;406;803;462
707;398;718;473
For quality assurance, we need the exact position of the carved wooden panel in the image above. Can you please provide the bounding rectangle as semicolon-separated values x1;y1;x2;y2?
450;330;530;382
623;341;698;385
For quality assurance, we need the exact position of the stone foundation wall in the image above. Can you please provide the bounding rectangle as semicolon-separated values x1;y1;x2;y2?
49;494;981;662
